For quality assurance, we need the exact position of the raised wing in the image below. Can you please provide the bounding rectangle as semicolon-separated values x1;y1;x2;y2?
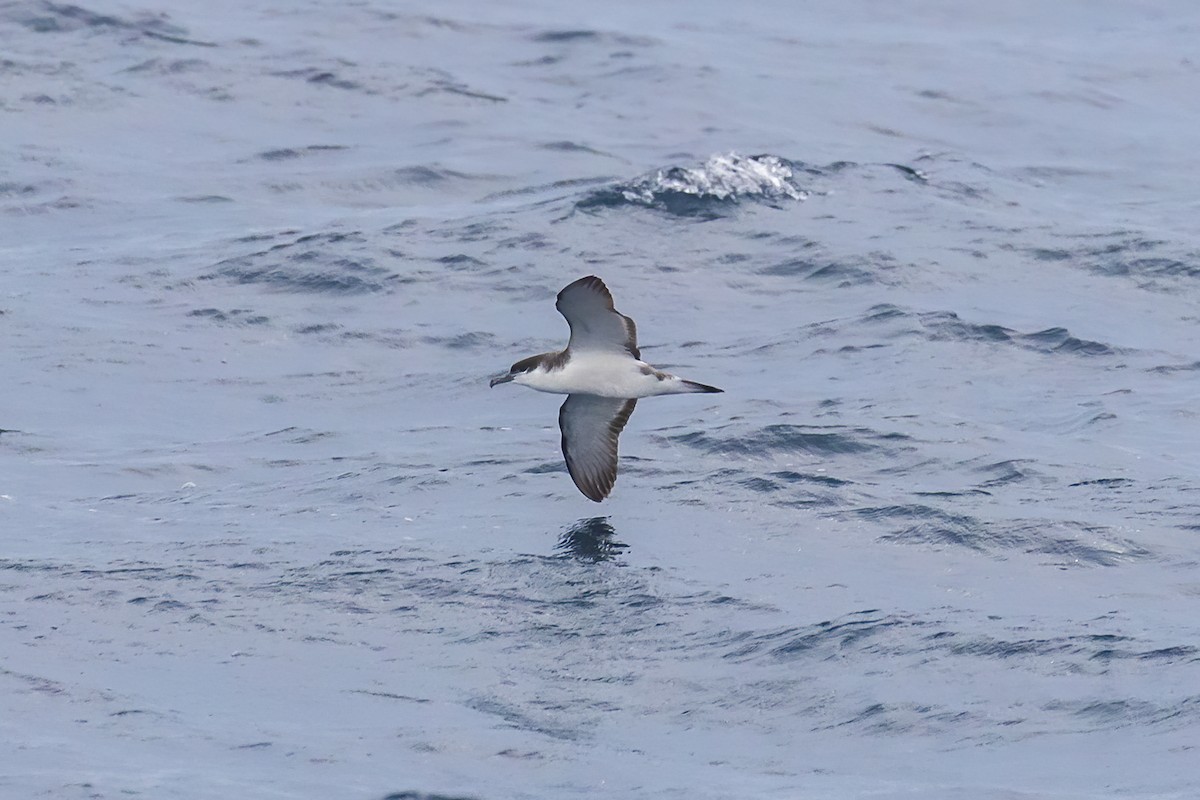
559;394;637;502
556;275;639;358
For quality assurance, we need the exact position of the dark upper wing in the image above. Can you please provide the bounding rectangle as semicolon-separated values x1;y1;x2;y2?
559;394;638;502
555;276;639;359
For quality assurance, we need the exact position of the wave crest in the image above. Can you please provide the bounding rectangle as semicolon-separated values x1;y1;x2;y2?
578;152;807;216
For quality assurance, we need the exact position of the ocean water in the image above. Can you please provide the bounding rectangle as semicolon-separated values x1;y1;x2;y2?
3;1;1200;798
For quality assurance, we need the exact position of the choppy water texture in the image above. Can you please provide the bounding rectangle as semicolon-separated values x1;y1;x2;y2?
3;1;1200;798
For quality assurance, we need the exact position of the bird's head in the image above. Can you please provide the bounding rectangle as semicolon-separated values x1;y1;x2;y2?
489;354;543;388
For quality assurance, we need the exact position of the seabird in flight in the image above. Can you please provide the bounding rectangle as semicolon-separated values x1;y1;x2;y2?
490;275;722;501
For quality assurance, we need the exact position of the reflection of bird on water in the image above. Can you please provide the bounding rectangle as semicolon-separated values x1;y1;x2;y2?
556;517;629;561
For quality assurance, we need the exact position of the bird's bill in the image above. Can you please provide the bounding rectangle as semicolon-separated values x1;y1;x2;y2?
489;372;514;387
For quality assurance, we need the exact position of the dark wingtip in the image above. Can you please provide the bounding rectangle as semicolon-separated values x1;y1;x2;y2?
557;275;614;309
683;380;724;394
576;481;608;502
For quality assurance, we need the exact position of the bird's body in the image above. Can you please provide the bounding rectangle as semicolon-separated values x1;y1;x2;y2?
509;350;712;399
491;275;722;502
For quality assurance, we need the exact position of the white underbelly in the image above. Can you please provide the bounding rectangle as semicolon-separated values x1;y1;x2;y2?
525;353;667;398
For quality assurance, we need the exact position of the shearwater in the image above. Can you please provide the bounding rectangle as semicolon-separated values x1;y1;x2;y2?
490;275;722;502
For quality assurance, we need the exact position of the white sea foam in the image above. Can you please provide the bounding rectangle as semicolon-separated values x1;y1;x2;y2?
620;152;807;204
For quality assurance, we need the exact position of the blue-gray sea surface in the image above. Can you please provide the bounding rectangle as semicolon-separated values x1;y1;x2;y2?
3;1;1200;798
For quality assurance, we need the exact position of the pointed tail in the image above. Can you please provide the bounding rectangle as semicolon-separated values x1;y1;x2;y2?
680;379;723;394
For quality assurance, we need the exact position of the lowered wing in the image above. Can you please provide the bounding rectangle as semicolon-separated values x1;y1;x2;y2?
559;394;638;502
